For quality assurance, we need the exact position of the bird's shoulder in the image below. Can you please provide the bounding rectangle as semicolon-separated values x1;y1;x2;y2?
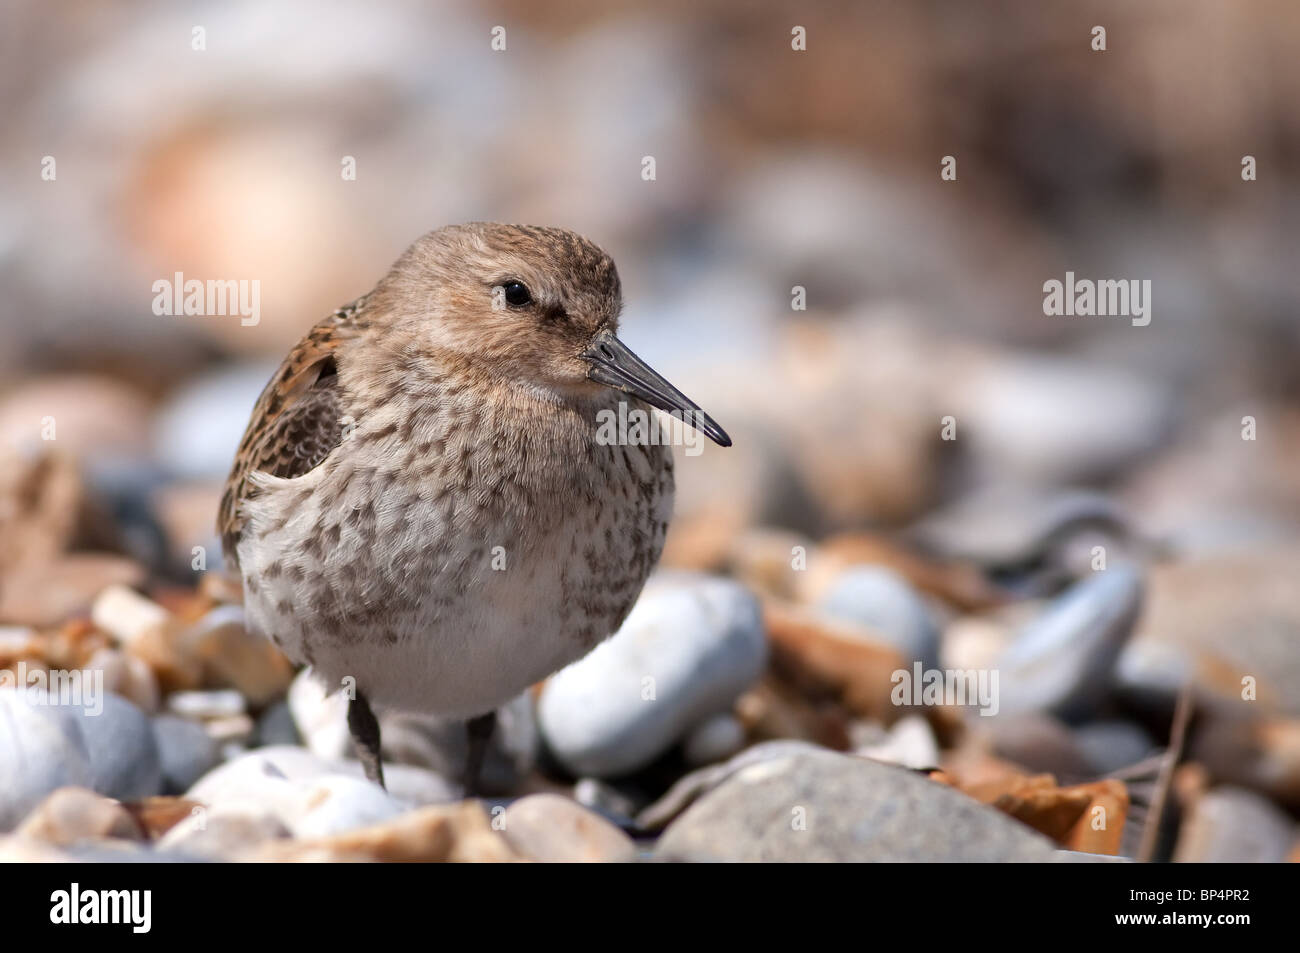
217;295;371;565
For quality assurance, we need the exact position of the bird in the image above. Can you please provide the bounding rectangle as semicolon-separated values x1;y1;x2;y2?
218;223;730;792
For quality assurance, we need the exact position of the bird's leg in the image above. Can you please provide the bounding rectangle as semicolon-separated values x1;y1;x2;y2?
348;689;386;789
464;711;497;797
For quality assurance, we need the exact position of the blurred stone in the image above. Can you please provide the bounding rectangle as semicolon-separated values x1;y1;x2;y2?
995;566;1143;720
182;605;293;707
166;689;245;720
157;804;290;860
990;775;1128;855
572;777;641;823
978;711;1096;780
1173;787;1297;863
0;375;152;464
763;602;905;721
538;574;766;778
816;565;940;669
1190;715;1300;807
1074;720;1157;775
152;715;222;794
253;699;300;747
188;744;457;814
125;796;205;840
91;584;201;690
0;449;83;578
804;532;1004;613
727;527;817;601
681;712;747;767
0;690;92;831
16;786;142;845
910;486;1137;576
654;749;1057;862
152;364;277;480
78;692;162;800
500;794;637;863
188;755;404;839
1117;549;1300;717
84;646;160;714
249;801;522;863
0;554;146;628
857;713;940;770
950;353;1173;486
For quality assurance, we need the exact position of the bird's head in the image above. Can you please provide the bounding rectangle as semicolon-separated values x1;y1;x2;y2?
375;222;731;447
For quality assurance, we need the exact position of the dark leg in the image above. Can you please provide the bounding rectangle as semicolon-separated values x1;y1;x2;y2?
464;711;497;797
348;690;386;789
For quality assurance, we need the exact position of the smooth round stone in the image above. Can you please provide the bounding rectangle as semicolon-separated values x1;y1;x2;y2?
654;749;1057;862
994;566;1143;721
152;715;221;794
1174;787;1298;863
816;566;940;668
0;691;93;832
157;805;290;860
189;744;455;813
538;574;767;778
682;713;747;767
253;700;301;747
76;692;162;801
16;786;143;845
500;794;637;863
185;746;406;838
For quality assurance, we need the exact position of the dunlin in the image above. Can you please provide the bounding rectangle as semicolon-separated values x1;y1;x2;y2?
218;223;730;790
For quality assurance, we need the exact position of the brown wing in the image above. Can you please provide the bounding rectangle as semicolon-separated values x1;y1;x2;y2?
217;297;368;568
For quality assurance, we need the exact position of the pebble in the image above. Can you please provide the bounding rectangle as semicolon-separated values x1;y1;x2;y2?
816;565;941;668
979;711;1097;781
166;688;245;721
857;713;940;770
1173;787;1297;863
499;794;638;863
1118;550;1300;716
157;805;291;860
182;605;294;708
639;740;835;831
249;801;522;863
187;745;457;829
681;713;747;767
653;748;1058;862
1073;720;1156;775
762;603;905;720
16;786;143;845
538;574;767;778
152;715;222;794
253;699;301;747
0;690;93;831
0;555;147;629
85;646;160;713
78;692;163;801
994;566;1143;721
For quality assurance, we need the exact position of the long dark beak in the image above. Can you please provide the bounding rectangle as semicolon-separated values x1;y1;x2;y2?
581;327;732;447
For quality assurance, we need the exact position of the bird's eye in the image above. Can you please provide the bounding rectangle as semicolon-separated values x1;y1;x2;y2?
501;281;532;307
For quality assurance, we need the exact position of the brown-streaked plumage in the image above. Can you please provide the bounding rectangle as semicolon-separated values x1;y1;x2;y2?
218;223;730;791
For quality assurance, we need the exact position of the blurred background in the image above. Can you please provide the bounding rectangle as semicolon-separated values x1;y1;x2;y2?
1;0;1299;861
